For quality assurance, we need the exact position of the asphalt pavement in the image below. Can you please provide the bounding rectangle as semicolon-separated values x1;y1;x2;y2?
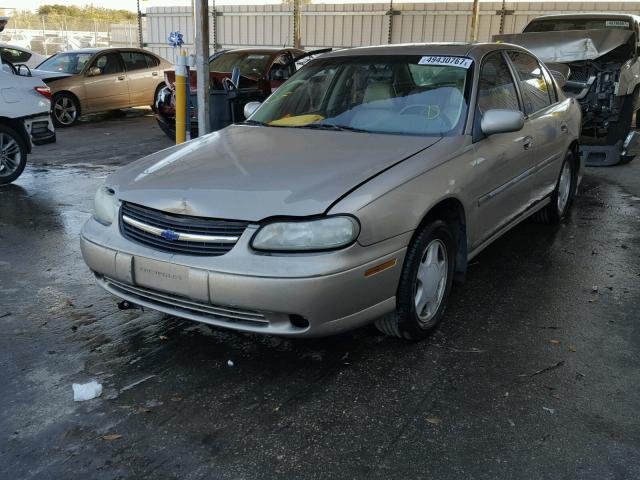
1;111;639;479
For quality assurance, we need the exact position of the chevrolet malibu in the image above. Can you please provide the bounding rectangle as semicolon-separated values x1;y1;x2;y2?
81;43;582;339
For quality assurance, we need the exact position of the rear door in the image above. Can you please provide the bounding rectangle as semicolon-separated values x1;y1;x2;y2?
84;52;129;112
469;51;537;248
506;50;564;205
120;50;159;106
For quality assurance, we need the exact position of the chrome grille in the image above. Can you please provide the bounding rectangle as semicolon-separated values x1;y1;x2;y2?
120;202;248;256
104;276;268;326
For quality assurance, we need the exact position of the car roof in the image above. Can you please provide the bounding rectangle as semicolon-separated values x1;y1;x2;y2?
53;47;159;55
528;12;640;22
322;42;527;61
0;42;28;51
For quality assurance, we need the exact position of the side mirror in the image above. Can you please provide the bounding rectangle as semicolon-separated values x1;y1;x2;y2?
481;109;525;136
244;101;261;119
87;66;101;77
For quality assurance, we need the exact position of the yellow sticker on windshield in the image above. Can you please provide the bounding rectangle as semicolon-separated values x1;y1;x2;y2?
268;114;325;127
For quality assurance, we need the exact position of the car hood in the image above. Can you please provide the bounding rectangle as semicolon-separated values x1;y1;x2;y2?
29;69;73;81
494;29;634;63
108;125;441;221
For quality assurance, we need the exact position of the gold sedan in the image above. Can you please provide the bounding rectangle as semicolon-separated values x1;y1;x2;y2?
32;48;172;127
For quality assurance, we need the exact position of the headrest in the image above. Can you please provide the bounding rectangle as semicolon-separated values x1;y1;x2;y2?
363;82;395;107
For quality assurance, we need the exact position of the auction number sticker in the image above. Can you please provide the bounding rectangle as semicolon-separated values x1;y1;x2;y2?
605;20;630;28
418;56;473;69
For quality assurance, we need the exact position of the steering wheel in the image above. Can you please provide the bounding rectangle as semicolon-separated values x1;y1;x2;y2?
399;104;453;130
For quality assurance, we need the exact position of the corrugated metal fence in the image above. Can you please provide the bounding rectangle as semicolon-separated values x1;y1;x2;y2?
146;2;640;60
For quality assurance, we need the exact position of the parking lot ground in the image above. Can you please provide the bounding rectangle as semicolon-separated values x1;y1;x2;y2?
1;114;640;479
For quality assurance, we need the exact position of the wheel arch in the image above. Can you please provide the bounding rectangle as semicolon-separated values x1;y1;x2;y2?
52;90;82;117
416;196;468;285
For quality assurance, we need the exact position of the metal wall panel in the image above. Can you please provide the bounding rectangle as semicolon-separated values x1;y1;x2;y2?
145;2;640;59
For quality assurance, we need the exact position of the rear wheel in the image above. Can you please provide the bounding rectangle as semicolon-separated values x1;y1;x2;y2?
0;124;27;185
51;93;79;128
375;220;455;340
532;151;576;224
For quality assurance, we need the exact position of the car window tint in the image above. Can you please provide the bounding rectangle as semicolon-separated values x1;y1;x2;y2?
121;51;148;71
477;52;520;113
93;53;124;75
144;54;159;68
507;51;552;114
0;47;31;64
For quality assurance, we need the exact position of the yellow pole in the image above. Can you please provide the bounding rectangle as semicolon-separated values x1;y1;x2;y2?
175;50;188;144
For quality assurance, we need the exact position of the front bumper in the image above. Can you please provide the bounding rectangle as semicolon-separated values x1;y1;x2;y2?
80;218;408;337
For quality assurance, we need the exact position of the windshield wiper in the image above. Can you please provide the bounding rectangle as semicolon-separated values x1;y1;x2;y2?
295;123;369;133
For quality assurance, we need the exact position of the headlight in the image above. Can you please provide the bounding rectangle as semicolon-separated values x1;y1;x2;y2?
252;216;360;252
93;185;119;226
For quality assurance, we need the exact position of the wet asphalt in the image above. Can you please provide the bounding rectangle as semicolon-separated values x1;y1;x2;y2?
1;109;639;479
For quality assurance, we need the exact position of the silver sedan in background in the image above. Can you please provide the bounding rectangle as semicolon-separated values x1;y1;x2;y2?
81;42;582;339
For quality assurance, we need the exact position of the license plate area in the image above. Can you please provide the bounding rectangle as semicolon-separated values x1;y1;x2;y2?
133;256;191;298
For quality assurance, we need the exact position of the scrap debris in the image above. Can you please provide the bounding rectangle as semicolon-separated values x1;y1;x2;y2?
520;360;565;377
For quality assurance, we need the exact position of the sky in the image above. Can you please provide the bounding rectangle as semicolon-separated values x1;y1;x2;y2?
3;0;625;14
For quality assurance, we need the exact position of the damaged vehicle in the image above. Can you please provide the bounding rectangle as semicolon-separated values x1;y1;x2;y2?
155;47;330;139
495;13;640;165
81;43;581;339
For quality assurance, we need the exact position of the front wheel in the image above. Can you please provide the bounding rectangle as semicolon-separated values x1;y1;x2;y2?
375;220;455;340
0;124;28;185
51;93;79;128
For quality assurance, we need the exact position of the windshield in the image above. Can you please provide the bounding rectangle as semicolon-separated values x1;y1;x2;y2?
209;52;272;78
37;52;93;74
524;17;634;32
250;55;471;136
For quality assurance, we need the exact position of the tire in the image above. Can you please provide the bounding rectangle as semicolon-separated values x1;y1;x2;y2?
151;83;166;113
51;93;80;128
375;220;456;340
532;151;577;224
0;124;28;185
606;94;634;144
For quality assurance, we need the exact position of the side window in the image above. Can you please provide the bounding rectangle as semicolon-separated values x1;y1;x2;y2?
92;53;124;75
0;47;31;64
507;51;552;114
121;51;148;71
477;52;520;113
144;54;160;68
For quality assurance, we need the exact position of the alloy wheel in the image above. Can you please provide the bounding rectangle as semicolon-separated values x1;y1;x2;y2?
557;161;572;214
414;239;448;324
53;97;77;126
0;132;22;179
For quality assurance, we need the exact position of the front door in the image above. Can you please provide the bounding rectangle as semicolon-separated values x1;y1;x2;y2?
84;52;129;112
506;50;565;205
468;51;536;249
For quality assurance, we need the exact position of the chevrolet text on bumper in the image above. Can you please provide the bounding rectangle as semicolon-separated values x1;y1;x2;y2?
82;42;582;339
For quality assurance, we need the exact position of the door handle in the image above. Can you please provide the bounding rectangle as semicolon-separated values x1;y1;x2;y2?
117;75;125;81
560;123;569;133
522;136;533;150
152;71;159;76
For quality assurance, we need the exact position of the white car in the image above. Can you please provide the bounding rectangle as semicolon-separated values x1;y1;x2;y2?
0;60;55;184
0;43;46;70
